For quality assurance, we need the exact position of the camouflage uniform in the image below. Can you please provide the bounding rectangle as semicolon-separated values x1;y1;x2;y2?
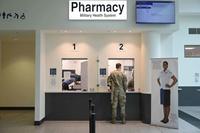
107;70;127;123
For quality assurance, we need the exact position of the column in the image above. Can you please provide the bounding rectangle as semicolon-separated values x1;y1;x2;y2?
141;32;161;92
35;30;46;124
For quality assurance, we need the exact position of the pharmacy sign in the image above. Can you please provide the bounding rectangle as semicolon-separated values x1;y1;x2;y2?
69;0;127;20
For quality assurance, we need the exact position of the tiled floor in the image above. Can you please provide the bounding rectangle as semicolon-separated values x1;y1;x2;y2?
179;106;200;120
0;110;200;133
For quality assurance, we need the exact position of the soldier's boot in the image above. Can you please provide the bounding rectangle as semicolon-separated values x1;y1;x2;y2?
111;118;116;124
121;115;126;124
111;108;117;124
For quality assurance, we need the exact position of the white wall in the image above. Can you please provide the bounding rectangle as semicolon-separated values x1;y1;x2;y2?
173;16;200;86
161;33;174;57
179;0;200;14
45;33;141;92
35;31;46;121
0;0;178;33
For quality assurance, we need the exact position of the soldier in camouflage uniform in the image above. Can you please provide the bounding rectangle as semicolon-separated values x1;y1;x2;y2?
107;63;127;124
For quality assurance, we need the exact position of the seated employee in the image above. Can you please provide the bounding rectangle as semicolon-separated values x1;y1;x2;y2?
70;73;81;84
62;78;75;90
62;74;81;90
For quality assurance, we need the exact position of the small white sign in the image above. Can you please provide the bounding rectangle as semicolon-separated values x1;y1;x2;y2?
69;0;127;20
117;43;126;52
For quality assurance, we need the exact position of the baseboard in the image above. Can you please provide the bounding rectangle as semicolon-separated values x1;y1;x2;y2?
179;110;200;129
34;117;45;126
0;107;34;110
178;86;200;88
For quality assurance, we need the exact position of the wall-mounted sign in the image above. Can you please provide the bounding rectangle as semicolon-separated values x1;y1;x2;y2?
0;11;26;21
69;0;127;20
50;68;57;76
118;43;127;52
100;68;106;76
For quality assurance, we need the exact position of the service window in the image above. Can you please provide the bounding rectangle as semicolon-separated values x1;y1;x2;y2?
61;58;88;91
108;58;135;91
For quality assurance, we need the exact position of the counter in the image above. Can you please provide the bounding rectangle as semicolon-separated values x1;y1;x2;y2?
45;92;151;124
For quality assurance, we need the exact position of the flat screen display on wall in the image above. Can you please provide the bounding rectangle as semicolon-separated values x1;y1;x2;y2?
136;1;175;24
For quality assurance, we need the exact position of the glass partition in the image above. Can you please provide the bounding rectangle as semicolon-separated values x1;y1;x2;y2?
61;58;88;91
108;58;135;91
